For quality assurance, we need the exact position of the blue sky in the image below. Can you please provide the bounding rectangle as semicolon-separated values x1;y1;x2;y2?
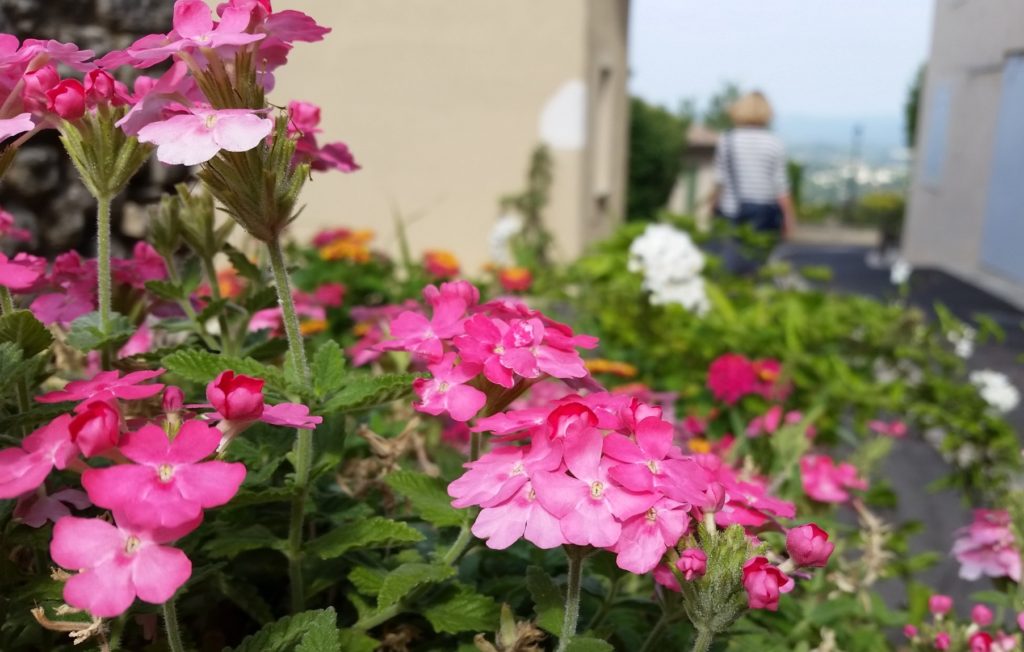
628;0;934;124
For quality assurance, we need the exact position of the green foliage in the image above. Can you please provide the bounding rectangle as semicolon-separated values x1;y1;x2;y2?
225;608;339;652
66;311;134;352
318;372;418;414
385;470;465;528
526;565;565;635
377;563;456;608
564;637;615;652
421;584;500;634
0;310;52;357
162;348;290;394
308;517;425;559
627;97;689;219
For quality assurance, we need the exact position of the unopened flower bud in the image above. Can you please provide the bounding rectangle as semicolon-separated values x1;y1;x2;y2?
207;370;264;422
972;604;994;627
903;625;918;638
676;548;707;580
69;400;121;457
46;79;86;120
786;523;834;568
742;557;794;611
162;386;184;414
935;632;950;650
929;594;953;617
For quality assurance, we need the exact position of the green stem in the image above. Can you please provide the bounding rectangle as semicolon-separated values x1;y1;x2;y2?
469;431;482;462
96;194;112;333
691;628;714;652
0;286;14;313
638;613;671;652
163;598;186;652
441;520;475;566
201;255;235;356
557;547;586;652
267;237;313;613
161;252;220;351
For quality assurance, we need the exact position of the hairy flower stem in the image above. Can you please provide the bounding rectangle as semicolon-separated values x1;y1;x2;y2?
0;287;31;433
0;286;14;314
266;237;313;613
557;546;587;652
691;628;715;652
200;255;235;355
96;194;114;369
163;598;186;652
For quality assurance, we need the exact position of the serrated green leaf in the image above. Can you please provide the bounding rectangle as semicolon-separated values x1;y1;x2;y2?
422;584;500;634
144;279;185;302
204;525;286;559
225;608;338;652
526;566;563;636
320;372;417;414
66;311;133;352
385;470;464;528
564;637;614;652
377;563;455;608
215;572;274;625
0;309;52;357
309;517;424;559
312;340;347;398
224;243;262;282
348;567;386;597
225;486;294;508
336;629;377;652
162;349;288;394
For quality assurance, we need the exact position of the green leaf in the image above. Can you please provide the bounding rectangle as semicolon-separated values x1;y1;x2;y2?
422;584;500;634
385;470;464;528
66;311;134;352
215;572;274;625
309;517;424;559
348;567;387;597
204;525;286;559
526;566;563;636
312;340;347;398
564;638;614;652
225;608;339;652
377;563;455;608
162;349;288;394
224;243;263;282
144;279;185;302
336;629;377;652
320;372;417;414
0;309;52;357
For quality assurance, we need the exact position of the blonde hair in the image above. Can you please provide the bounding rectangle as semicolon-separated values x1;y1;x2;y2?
729;91;774;127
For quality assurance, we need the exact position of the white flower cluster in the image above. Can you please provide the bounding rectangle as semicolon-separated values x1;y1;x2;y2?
627;223;709;315
890;258;912;285
969;369;1020;414
947;325;976;359
489;211;523;266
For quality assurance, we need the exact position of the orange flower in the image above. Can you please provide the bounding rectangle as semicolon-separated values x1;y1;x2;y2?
299;319;328;336
424;250;459;278
585;358;638;378
217;268;244;299
498;266;533;292
687;438;712;454
318;229;375;263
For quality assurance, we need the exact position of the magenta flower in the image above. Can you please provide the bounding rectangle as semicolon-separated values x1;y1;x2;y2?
613;498;690;573
934;632;951;651
742;556;794;611
0;207;31;242
287;101;359;173
604;416;676;492
448;441;561;510
471;481;565;550
799;454;867;503
676;548;707;580
786;523;834;568
707;353;757;404
929;594;953;616
37;369;165;405
0;252;42;290
260;402;322;430
746;405;784;437
69;400;122;458
972;604;994;626
454;314;516;387
82;421;246;530
14;487;90;527
50;515;195;618
0;415;77;499
968;632;992;652
45;78;85;120
138;108;273;166
381;294;467;362
413;353;487;422
207;370;264;422
112;242;167;289
953;509;1021;582
868;419;907;438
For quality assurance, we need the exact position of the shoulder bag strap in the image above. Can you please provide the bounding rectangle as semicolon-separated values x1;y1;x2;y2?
726;131;743;204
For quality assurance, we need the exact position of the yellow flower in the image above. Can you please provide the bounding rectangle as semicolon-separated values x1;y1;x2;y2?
300;319;328;336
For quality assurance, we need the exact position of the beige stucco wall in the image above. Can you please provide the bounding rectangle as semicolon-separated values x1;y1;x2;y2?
269;0;629;271
904;0;1024;296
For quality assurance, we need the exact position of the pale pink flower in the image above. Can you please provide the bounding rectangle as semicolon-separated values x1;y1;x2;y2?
118;323;153;358
14;487;90;527
953;509;1021;582
786;523;834;568
0;207;30;241
742;556;794;611
413;354;486;422
799;454;868;503
0;113;33;141
448;442;561;510
604;416;676;492
37;369;165;405
138;108;273;166
380;294;467;362
0;252;41;290
0;415;77;499
50;515;196;617
82;420;246;530
746;405;784;437
613;498;689;573
260;402;322;429
471;481;565;550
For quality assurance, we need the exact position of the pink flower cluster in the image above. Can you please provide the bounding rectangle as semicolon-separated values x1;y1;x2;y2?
904;595;1019;652
799;454;868;504
375;281;598;423
953;509;1021;583
706;353;790;405
0;367;319;618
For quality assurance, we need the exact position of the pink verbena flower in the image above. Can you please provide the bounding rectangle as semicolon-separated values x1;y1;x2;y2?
676;548;707;580
69;400;122;458
969;632;993;652
45;78;85;120
746;405;784;437
82;420;246;530
786;523;834;568
380;292;467;362
37;369;165;405
868;419;907;438
260;402;322;429
207;370;264;422
50;515;196;617
0;415;76;499
935;632;951;650
287;100;359;173
707;353;757;404
742;556;794;611
613;498;689;573
0;207;30;242
604;416;677;492
138;108;273;166
0;252;41;290
470;480;565;550
112;242;167;289
799;454;867;504
972;604;994;626
953;509;1021;582
413;353;487;422
0;113;33;142
14;487;90;527
929;594;953;616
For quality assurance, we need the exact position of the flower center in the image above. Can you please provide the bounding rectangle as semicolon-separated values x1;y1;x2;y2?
645;507;658;522
590;481;604;498
124;535;141;555
204;112;218;128
646;459;659;474
157;463;174;483
494;345;505;355
437;381;450;393
510;462;525;476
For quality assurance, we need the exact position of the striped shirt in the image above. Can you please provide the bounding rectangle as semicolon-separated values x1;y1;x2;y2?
713;127;789;218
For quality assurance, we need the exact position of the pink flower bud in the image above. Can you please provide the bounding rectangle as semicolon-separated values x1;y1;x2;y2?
972;604;994;627
21;65;59;112
903;625;918;638
84;70;115;104
207;370;264;422
786;523;835;568
742;556;794;611
969;631;993;652
703;481;727;512
162;386;184;414
929;594;953;616
69;400;121;457
1019;611;1024;631
935;632;950;650
45;79;85;120
676;548;707;580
